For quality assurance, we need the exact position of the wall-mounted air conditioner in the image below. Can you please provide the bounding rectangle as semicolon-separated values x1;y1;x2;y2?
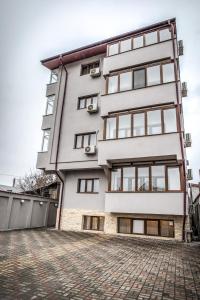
178;40;184;56
84;145;96;154
185;133;192;147
87;102;98;113
182;82;187;97
187;169;193;181
90;68;101;78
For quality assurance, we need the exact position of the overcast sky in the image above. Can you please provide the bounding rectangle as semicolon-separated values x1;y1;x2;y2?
0;0;200;185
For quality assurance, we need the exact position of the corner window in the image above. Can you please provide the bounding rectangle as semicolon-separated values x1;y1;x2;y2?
50;70;58;84
145;31;158;45
83;216;104;231
162;63;175;83
147;65;161;86
81;61;99;75
108;43;119;56
45;95;55;115
120;72;132;91
78;178;99;193
120;38;132;52
167;167;181;191
41;129;50;152
108;76;118;94
75;133;96;149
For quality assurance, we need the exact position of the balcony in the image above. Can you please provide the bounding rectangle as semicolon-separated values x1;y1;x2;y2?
98;133;182;166
103;40;174;75
100;83;177;116
105;192;184;215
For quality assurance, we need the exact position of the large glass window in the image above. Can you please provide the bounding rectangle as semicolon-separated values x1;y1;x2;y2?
147;110;162;135
146;220;159;235
106;117;116;139
159;28;171;41
163;108;177;133
162;63;175;83
137;167;149;191
123;167;135;191
108;76;118;94
168;167;181;191
151;166;165;191
118;115;131;138
147;65;161;86
118;218;132;234
132;220;144;234
133;36;144;48
145;31;158;45
133;113;145;136
42;129;50;152
120;72;132;91
120;38;132;52
111;168;121;191
133;69;145;89
108;43;119;56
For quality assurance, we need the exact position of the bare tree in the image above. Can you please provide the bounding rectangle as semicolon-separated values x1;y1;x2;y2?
17;170;57;195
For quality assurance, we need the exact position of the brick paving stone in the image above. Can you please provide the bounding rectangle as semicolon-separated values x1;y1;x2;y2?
0;230;200;299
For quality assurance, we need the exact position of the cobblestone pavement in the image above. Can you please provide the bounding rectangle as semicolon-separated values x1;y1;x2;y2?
0;230;200;300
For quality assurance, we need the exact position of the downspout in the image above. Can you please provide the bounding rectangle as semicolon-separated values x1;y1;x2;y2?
170;21;187;241
54;55;68;230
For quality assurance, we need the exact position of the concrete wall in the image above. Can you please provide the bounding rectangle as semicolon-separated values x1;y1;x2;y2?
0;191;58;231
63;169;107;211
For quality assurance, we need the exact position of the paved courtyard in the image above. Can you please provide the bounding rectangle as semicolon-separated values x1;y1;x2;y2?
0;230;200;300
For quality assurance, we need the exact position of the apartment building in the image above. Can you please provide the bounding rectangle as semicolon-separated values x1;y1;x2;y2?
37;18;190;240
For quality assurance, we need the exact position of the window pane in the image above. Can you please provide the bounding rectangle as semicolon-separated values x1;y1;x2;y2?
123;167;135;191
83;216;91;230
163;108;177;133
86;97;92;106
92;96;98;106
147;65;161;86
42;130;50;152
80;180;86;192
89;133;96;145
91;217;98;230
133;113;145;136
99;217;104;231
133;220;144;234
81;65;88;75
134;36;143;49
137;167;149;191
160;220;174;237
79;99;85;109
111;168;121;191
118;218;131;234
93;179;99;193
151;166;165;191
134;69;145;89
147;110;161;135
159;28;171;41
106;117;116;139
146;220;159;235
46;95;55;115
120;72;132;91
120;38;132;52
83;135;89;147
108;43;119;56
87;180;93;192
76;135;82;148
162;63;175;83
50;71;58;83
118;115;131;138
145;31;158;45
108;76;118;94
168;167;181;190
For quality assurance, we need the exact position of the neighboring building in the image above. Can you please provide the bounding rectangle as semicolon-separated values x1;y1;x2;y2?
0;184;22;193
25;181;60;200
37;18;190;240
189;183;200;239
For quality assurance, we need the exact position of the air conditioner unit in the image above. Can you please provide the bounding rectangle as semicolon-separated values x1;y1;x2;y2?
90;67;101;78
182;82;187;97
185;133;192;147
84;145;96;154
87;102;98;113
178;40;184;56
187;169;193;181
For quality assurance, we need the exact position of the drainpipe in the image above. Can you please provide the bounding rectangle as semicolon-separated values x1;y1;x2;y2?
54;55;68;230
170;21;187;241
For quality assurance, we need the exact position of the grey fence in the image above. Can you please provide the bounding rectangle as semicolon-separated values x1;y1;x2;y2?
0;191;58;231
